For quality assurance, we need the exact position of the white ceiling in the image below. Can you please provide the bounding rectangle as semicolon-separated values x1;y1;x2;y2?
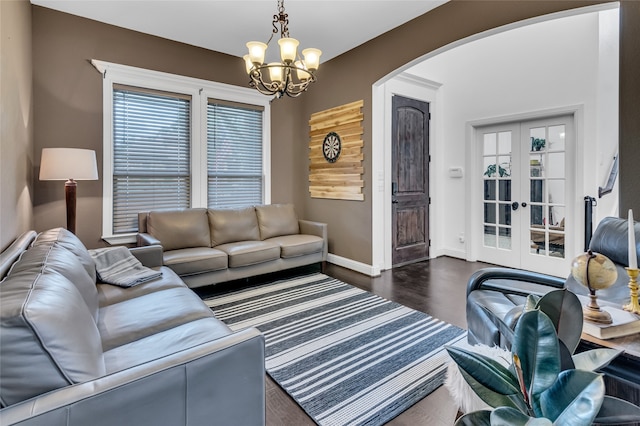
31;1;448;62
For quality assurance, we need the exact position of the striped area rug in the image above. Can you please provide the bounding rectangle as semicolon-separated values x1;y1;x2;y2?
204;273;466;426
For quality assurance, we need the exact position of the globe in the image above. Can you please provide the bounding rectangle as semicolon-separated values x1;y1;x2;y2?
571;251;618;291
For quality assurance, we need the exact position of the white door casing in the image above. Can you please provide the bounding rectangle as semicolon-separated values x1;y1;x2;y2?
469;109;579;277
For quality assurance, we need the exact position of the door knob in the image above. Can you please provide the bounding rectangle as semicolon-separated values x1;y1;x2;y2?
512;202;519;211
521;202;527;208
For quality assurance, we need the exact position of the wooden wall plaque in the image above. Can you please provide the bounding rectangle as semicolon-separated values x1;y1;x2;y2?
308;100;364;201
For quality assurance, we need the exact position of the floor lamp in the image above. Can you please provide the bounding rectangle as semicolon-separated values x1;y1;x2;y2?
39;148;99;235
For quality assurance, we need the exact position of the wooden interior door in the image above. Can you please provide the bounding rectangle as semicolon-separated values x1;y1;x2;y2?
391;95;430;266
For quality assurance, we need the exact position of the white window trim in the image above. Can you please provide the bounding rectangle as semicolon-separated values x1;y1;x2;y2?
92;59;271;245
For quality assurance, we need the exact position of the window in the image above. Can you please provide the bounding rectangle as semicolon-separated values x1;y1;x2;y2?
113;87;191;234
94;60;271;244
207;101;263;208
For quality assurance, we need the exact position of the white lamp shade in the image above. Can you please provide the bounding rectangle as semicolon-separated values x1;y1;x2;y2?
295;60;308;81
246;41;267;65
39;148;99;181
243;55;253;74
302;48;322;71
278;38;299;63
268;63;283;83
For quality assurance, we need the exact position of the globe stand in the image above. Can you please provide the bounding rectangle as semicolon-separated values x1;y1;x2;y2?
584;291;612;324
573;250;616;325
623;267;640;314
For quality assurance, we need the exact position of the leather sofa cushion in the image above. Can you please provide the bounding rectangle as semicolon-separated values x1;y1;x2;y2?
103;317;231;374
8;244;99;322
255;204;299;240
32;227;97;282
97;266;185;307
0;268;106;406
147;209;210;251
266;235;324;258
216;241;280;268
163;247;228;276
98;287;215;351
208;207;260;246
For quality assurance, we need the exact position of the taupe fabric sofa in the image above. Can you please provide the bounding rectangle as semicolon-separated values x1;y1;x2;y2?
0;228;265;426
137;204;328;288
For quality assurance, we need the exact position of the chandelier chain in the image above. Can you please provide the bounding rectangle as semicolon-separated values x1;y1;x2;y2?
272;0;290;39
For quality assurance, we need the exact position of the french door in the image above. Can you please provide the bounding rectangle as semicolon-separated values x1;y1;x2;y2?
477;115;575;277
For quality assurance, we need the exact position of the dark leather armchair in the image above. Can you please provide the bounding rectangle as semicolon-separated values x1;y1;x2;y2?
466;216;639;349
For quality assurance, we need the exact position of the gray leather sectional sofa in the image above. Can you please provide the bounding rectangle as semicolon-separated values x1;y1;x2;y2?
0;228;265;426
137;204;328;288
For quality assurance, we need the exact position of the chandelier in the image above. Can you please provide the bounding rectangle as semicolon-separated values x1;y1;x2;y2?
244;0;322;99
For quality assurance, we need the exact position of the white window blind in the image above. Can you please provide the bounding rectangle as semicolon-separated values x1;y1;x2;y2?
112;86;191;234
207;101;263;208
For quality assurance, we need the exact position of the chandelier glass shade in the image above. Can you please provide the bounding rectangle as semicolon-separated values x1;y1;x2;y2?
244;0;322;99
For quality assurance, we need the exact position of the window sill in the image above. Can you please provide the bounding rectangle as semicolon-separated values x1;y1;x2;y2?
102;233;136;246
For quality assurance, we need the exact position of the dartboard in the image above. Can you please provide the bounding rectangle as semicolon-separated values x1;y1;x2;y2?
322;132;341;163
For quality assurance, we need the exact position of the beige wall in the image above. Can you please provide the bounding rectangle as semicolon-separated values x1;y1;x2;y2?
31;6;299;248
1;0;34;250
619;0;640;214
26;1;640;264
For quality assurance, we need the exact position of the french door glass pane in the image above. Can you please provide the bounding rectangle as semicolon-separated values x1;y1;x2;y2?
529;124;565;259
484;225;496;248
484;180;496;200
483;130;512;250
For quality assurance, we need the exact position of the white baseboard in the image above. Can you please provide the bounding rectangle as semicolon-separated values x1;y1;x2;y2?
327;253;382;277
438;248;467;260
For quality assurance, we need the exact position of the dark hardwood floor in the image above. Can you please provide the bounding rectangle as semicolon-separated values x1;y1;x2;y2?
261;256;493;426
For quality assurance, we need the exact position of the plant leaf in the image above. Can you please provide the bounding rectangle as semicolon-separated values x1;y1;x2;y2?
535;289;583;354
512;310;560;406
455;410;492;426
524;295;541;312
458;368;526;412
491;407;552;426
572;348;622;372
446;346;521;396
594;395;640;424
538;369;604;424
558;340;575;371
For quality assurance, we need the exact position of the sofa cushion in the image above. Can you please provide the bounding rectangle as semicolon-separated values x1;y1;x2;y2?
0;268;106;406
216;241;280;268
147;209;210;251
32;227;97;282
8;244;99;322
266;234;324;258
97;266;185;307
163;247;228;276
255;204;299;240
98;287;215;351
103;317;231;374
208;207;260;246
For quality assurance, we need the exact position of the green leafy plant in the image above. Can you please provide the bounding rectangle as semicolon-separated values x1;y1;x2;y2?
484;163;511;178
447;289;640;425
531;137;546;151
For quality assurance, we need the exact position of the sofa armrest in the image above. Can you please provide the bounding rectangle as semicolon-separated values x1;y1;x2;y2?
129;245;164;268
467;267;565;297
137;232;161;247
0;328;265;426
299;220;328;259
